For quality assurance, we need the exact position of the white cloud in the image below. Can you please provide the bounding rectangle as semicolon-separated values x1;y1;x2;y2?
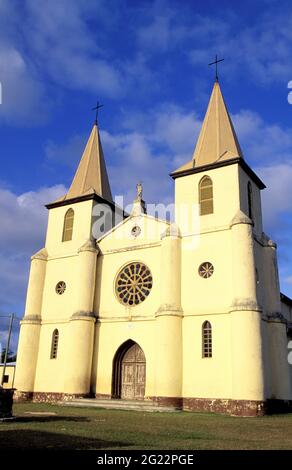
232;110;292;166
102;130;173;206
257;164;292;226
1;0;292;126
137;11;184;52
0;0;126;124
136;2;292;85
0;184;66;313
190;12;292;84
0;45;48;125
24;0;124;97
45;135;86;169
152;105;198;153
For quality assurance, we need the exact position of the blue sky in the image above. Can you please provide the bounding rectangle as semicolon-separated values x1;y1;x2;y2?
0;0;292;351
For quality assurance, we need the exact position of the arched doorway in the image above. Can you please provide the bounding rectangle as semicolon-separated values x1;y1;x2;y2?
112;340;146;400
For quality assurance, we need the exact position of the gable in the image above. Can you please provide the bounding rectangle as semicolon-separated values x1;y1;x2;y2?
98;213;170;252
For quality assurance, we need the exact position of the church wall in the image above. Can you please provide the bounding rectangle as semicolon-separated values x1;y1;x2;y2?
34;322;69;393
180;230;233;315
254;238;287;400
261;242;281;318
260;319;271;398
174;164;240;233
175;162;267;402
92;228;165;398
252;240;272;398
40;256;80;320
281;300;292;396
259;236;292;400
92;319;157;397
45;200;94;256
93;215;180;400
98;215;169;252
253;240;264;310
281;299;292;323
238;167;263;236
182;314;232;398
175;163;240;315
94;245;163;320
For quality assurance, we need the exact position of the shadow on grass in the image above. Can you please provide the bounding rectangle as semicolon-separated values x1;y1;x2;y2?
0;429;132;450
14;415;90;424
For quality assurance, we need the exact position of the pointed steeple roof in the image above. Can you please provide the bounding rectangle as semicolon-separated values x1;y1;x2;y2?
193;81;243;166
172;81;243;173
65;124;113;202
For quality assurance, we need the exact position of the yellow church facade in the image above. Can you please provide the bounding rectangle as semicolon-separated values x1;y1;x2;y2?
14;81;292;416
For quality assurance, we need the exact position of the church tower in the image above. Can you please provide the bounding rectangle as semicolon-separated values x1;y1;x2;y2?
15;123;116;399
171;80;291;413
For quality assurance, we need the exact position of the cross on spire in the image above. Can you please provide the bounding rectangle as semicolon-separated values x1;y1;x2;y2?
208;55;224;81
92;101;104;125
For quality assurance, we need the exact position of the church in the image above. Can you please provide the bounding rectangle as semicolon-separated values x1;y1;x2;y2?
14;80;292;416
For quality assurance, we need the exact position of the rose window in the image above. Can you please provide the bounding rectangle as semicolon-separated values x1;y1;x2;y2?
55;281;66;295
198;262;214;279
116;263;152;306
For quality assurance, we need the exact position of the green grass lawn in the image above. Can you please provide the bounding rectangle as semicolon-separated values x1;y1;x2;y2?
0;402;292;450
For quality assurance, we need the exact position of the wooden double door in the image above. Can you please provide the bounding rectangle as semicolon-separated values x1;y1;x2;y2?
121;343;146;400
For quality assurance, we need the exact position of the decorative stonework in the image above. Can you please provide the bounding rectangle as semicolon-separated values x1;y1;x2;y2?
55;281;66;295
150;397;292;416
14;391;91;403
95;393;112;400
198;262;214;279
131;225;141;238
161;224;181;239
266;312;286;322
155;305;183;317
31;247;48;261
14;391;34;401
70;311;96;321
230;299;262;312
14;391;292;416
21;315;41;325
116;262;153;306
151;396;183;409
230;210;253;228
78;238;99;254
182;397;266;417
267;239;277;249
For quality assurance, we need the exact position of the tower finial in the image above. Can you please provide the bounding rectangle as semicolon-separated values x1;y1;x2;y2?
136;182;143;201
208;55;224;81
92;101;104;125
131;181;146;216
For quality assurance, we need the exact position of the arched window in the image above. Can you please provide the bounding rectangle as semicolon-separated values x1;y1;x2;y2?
247;182;253;221
202;321;212;358
199;176;213;215
62;208;74;242
50;329;59;359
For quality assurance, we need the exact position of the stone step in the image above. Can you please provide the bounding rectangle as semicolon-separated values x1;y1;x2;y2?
62;398;179;413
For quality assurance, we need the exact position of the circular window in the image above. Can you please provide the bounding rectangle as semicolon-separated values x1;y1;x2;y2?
198;262;214;279
55;281;66;295
131;226;141;238
116;262;152;306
